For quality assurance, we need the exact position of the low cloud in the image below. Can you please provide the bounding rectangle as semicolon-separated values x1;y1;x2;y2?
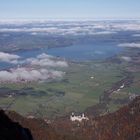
1;21;140;36
121;56;132;62
118;43;140;48
0;52;20;64
0;53;68;83
0;68;65;83
132;34;140;37
26;53;68;67
91;31;117;35
0;26;117;36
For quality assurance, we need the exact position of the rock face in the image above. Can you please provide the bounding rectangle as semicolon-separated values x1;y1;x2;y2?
1;96;140;140
0;110;33;140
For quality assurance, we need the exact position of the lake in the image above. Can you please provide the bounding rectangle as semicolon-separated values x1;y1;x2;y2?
47;43;123;61
0;42;123;69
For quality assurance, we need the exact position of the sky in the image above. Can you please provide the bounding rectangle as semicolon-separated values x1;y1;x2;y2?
0;0;140;20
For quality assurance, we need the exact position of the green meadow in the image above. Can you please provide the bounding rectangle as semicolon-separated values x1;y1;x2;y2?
0;60;128;118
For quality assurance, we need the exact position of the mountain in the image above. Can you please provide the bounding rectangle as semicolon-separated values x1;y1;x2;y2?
1;96;140;140
0;110;33;140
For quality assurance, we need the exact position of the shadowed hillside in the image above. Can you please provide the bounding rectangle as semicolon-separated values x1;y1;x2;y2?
2;96;140;140
0;110;33;140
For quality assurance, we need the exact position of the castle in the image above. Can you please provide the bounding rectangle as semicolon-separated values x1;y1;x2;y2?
70;112;89;122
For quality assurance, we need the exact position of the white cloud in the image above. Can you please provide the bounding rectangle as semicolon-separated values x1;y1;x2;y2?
91;31;117;35
132;34;140;37
0;67;65;83
0;21;140;36
121;56;132;61
118;43;140;48
0;52;20;64
37;53;54;59
0;53;68;83
27;53;68;67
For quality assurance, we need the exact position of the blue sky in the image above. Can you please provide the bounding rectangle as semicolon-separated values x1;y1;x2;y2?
0;0;140;20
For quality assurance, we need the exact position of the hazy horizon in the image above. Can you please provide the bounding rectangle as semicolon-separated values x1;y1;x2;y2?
0;0;140;20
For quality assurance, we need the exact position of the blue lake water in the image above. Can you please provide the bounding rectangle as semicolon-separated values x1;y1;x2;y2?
0;43;123;69
47;43;123;61
15;43;123;61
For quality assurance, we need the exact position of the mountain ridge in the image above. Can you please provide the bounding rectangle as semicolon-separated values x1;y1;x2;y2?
1;96;139;140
